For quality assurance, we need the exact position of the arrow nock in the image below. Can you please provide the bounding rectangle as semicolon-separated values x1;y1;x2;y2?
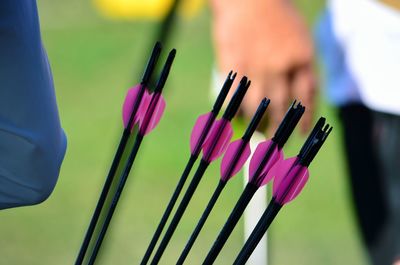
222;76;251;121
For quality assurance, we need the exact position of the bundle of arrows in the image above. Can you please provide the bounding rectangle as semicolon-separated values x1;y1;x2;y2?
75;42;332;265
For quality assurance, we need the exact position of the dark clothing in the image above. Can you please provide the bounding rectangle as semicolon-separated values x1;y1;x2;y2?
340;104;400;264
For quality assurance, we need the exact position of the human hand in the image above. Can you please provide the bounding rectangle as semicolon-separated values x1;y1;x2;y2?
211;0;316;136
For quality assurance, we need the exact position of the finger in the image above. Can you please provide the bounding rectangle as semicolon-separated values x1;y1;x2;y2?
240;74;264;120
268;75;290;136
235;73;281;137
291;64;317;134
264;73;290;138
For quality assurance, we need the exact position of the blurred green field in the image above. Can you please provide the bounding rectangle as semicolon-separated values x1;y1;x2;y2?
0;1;367;264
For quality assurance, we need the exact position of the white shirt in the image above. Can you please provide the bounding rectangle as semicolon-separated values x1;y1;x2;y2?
329;0;400;115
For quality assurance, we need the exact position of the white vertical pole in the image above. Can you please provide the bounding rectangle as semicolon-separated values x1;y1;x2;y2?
211;71;268;264
243;132;267;265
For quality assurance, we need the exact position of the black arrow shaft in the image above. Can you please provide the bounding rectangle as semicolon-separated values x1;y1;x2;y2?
177;180;226;265
203;183;258;264
76;83;147;265
75;129;130;265
150;159;210;265
88;135;144;265
141;70;235;264
76;42;161;265
141;113;217;265
233;199;282;265
141;155;197;265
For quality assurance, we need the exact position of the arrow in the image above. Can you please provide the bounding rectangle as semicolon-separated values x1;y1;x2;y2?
140;71;236;265
176;98;270;265
149;76;250;265
87;49;176;265
203;101;305;264
75;42;162;265
249;100;305;187
233;117;332;265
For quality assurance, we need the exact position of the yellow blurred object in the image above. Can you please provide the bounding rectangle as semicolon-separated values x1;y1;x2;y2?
93;0;205;20
180;0;204;18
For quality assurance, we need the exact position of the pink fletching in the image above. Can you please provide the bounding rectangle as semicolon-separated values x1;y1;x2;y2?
272;157;309;205
190;113;213;154
259;149;284;186
202;119;233;163
248;140;283;186
139;94;166;135
220;140;251;182
122;85;151;131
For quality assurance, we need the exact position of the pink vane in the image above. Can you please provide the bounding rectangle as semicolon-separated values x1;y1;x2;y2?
202;119;233;163
219;97;270;183
139;94;166;135
248;140;284;186
220;140;251;182
190;113;214;154
271;157;309;205
122;85;152;131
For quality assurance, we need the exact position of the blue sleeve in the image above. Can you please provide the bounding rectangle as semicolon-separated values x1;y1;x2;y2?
0;0;67;209
314;9;361;106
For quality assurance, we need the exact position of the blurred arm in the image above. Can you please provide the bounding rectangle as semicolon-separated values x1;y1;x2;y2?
0;0;66;209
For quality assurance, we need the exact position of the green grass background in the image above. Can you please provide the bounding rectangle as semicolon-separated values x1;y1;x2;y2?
0;1;367;264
